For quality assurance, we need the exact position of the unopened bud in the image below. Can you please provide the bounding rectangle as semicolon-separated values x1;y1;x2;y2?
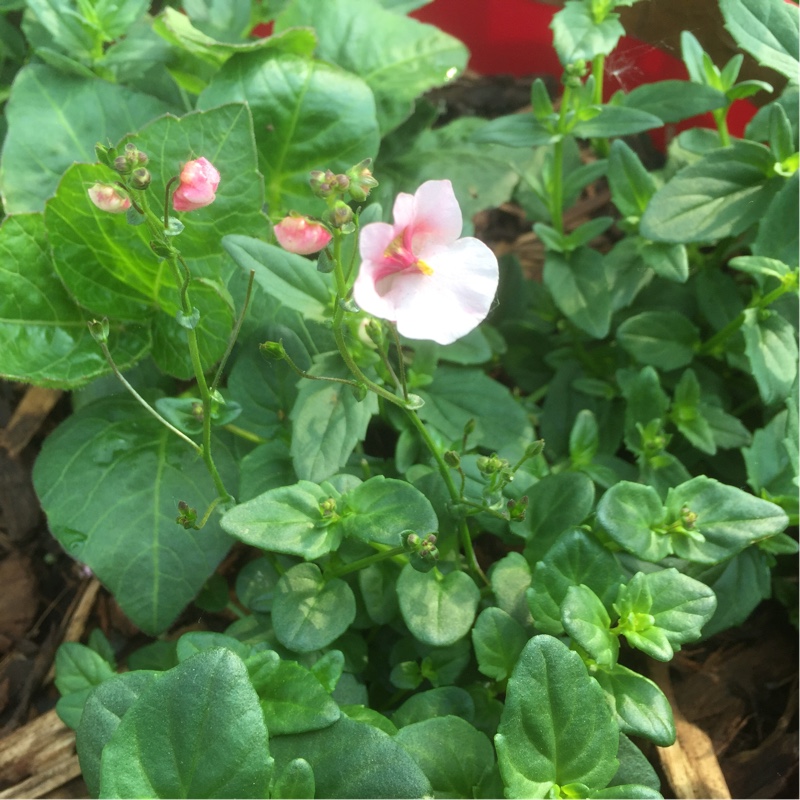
350;382;368;402
260;340;287;360
87;318;110;344
274;214;332;255
346;158;378;202
320;498;337;517
443;450;461;469
327;200;354;229
477;454;506;475
176;500;198;529
310;168;337;198
131;167;151;190
88;183;131;213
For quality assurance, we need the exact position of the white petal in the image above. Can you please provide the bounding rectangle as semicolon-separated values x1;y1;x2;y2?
359;221;396;264
409;180;462;250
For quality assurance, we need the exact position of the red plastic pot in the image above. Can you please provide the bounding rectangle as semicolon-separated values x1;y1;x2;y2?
411;0;760;146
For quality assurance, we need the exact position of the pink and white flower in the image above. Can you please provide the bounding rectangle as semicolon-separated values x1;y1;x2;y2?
274;214;332;255
172;157;220;211
353;180;499;345
88;183;130;213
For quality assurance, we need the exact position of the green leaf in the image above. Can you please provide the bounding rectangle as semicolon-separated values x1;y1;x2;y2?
551;0;624;64
638;240;689;283
153;6;315;68
99;649;272;798
245;649;340;735
54;642;116;730
617;311;699;370
619;80;727;123
32;397;236;635
272;563;356;653
517;471;596;562
269;715;431;799
393;686;475;728
743;409;797;495
496;635;619;799
0;214;150;387
198;52;380;215
271;758;315;800
489;552;534;628
290;355;379;482
562;584;619;668
528;528;624;637
358;561;400;625
608;734;663;794
664;475;789;563
593;663;675;746
342;476;439;546
571;106;663;138
544;248;612;339
596;482;671;562
75;671;160;799
686;547;772;638
395;716;495;797
0;64;169;213
640;140;782;243
742;307;798;405
616;569;717;660
175;631;250;662
223;235;334;319
608;140;657;218
377;116;530;223
417;365;532;453
275;0;467;134
470;112;559;148
472;607;528;681
397;565;480;647
754;172;799;267
222;480;342;559
720;0;799;81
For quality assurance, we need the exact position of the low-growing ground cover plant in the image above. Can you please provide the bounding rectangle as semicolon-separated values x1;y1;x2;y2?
0;0;797;797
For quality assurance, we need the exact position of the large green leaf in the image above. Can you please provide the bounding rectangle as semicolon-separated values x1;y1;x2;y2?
223;235;334;319
619;81;727;124
417;365;532;454
640;141;782;243
0;214;150;387
275;0;467;134
342;476;439;546
496;635;619;798
100;649;272;798
741;307;798;405
551;0;624;64
32;397;236;635
198;52;380;215
153;6;316;67
270;715;431;799
272;563;356;653
394;716;495;797
544;247;612;339
616;311;700;370
375;117;530;223
753;172;799;267
720;0;799;81
290;353;379;482
0;64;169;213
397;565;480;646
76;671;160;798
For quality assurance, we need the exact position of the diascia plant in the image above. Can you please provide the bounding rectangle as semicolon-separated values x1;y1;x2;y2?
0;0;797;797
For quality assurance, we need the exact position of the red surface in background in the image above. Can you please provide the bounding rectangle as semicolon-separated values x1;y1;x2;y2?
410;0;759;146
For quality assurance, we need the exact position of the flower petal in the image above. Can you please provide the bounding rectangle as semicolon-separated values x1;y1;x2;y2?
409;179;463;251
359;221;397;264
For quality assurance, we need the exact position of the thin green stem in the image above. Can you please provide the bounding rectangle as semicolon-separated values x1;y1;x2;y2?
223;424;268;444
713;108;732;148
550;84;573;235
404;411;488;585
388;323;409;401
93;329;202;454
698;281;795;356
325;545;407;580
591;54;610;157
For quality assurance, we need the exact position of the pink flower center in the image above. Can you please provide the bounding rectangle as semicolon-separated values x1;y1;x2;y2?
375;228;434;285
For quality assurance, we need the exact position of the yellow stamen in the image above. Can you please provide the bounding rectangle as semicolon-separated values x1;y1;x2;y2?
416;259;434;276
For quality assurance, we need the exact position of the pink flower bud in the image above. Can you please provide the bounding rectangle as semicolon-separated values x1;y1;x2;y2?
274;215;332;255
88;183;131;213
172;157;220;212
